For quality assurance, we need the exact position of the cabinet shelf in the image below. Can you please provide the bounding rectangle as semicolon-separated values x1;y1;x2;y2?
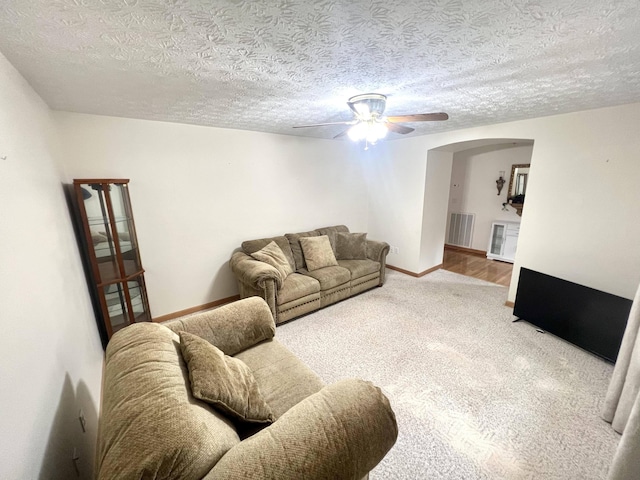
87;216;131;226
73;179;151;348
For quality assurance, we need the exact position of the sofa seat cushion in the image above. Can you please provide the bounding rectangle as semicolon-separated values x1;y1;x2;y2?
338;259;381;279
235;339;325;419
300;265;351;291
277;272;320;305
98;323;240;480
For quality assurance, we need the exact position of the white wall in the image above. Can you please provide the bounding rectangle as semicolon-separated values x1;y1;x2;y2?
420;150;453;272
364;135;430;271
0;53;103;479
447;144;533;251
55;113;369;317
367;103;640;303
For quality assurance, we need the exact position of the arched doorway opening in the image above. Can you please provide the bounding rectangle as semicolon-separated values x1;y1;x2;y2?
426;138;534;287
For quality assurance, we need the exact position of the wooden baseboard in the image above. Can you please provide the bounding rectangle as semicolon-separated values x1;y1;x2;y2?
387;264;443;278
153;295;241;323
505;300;515;308
444;244;487;257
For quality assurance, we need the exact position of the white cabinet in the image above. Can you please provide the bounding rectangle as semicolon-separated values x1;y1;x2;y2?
487;221;520;263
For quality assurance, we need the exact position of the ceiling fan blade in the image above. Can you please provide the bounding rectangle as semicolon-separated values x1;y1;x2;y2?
385;122;415;135
386;113;449;122
292;121;355;128
333;128;351;139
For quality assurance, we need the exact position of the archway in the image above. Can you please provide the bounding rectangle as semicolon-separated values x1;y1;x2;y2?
421;138;534;287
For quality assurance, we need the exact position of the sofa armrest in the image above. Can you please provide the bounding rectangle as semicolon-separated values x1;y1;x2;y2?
204;379;398;480
230;251;283;290
366;240;390;285
366;239;390;263
163;297;275;356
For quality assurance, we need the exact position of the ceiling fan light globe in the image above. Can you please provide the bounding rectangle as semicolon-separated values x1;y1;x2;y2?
371;122;388;139
348;122;368;141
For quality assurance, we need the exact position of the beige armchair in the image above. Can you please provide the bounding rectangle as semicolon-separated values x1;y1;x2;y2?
97;297;397;479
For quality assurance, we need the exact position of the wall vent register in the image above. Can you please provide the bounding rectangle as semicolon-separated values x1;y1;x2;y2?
447;213;475;248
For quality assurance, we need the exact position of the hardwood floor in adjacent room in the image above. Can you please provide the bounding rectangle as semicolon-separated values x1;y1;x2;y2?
443;247;513;287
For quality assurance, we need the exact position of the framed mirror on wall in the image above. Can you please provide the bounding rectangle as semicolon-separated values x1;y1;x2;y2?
508;164;530;216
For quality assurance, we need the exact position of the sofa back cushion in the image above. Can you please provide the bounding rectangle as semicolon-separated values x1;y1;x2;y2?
98;323;240;480
316;225;350;252
335;232;368;260
285;230;320;270
242;235;295;271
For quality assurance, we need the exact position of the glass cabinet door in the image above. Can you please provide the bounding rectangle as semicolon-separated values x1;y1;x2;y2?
490;224;505;255
99;276;151;335
74;179;151;346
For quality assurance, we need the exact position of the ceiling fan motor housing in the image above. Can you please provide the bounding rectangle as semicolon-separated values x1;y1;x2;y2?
348;93;387;118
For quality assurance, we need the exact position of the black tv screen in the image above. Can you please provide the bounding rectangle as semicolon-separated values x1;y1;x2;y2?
513;268;632;363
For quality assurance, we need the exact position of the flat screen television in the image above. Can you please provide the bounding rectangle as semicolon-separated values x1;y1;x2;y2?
513;268;632;363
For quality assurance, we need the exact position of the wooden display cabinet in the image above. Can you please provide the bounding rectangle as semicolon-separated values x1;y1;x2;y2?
73;179;151;347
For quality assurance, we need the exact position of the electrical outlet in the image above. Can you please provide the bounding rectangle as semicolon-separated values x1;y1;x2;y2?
395;246;400;254
390;246;400;255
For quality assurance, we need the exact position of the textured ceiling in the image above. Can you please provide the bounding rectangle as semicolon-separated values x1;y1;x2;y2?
1;0;639;140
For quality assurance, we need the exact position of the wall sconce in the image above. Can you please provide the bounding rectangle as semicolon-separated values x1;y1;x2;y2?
496;171;506;195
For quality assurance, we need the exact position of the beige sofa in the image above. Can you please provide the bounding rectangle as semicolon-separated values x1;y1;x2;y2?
97;297;398;479
230;225;390;324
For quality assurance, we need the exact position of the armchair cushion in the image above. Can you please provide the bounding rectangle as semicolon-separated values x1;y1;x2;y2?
235;339;325;418
180;332;275;425
164;297;276;356
300;235;338;271
250;241;293;282
335;232;367;260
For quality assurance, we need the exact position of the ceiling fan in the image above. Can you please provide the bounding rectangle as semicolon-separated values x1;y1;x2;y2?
293;93;448;147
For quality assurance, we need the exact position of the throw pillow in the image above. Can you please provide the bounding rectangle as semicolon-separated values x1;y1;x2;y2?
335;232;368;260
299;235;338;271
91;231;107;245
179;332;275;425
250;241;293;281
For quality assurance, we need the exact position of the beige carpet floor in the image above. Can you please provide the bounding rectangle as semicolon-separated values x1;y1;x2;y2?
275;269;621;480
